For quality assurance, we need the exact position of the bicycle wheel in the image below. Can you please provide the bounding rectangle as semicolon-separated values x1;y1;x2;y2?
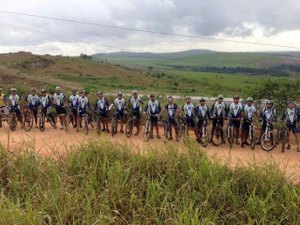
24;112;33;132
96;117;102;135
261;130;276;151
212;126;223;146
164;123;170;143
249;127;256;150
83;114;89;135
111;118;117;137
48;113;57;128
201;127;210;147
39;113;45;132
281;129;288;153
9;113;17;131
89;113;96;128
125;118;133;138
227;126;234;149
144;120;151;142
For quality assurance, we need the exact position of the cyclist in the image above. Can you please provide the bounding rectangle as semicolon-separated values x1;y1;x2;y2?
259;100;277;142
159;96;179;141
8;88;23;127
109;92;126;133
227;96;243;145
195;97;211;142
128;90;143;135
94;91;110;132
26;87;41;128
144;93;161;139
241;97;257;147
182;96;197;136
210;94;227;144
0;87;6;128
40;89;56;129
69;89;79;128
52;86;68;130
280;100;300;151
76;90;90;132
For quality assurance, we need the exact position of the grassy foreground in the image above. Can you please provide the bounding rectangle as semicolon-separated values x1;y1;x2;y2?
0;141;299;224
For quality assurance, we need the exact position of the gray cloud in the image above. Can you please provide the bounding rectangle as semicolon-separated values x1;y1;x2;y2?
0;0;299;54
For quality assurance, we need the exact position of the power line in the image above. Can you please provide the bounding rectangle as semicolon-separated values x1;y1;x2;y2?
0;22;122;51
0;10;300;50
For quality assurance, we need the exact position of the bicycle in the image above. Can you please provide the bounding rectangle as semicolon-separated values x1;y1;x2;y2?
197;119;210;147
277;122;289;153
182;117;195;143
8;108;18;131
125;114;139;138
144;114;157;142
82;113;89;135
248;120;256;150
111;112;122;137
38;109;46;132
227;118;238;149
261;121;277;151
23;109;34;132
211;117;224;146
95;111;102;135
69;107;77;128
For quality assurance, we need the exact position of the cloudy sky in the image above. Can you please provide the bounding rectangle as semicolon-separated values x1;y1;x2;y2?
0;0;299;55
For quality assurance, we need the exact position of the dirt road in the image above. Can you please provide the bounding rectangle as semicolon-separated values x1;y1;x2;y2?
1;124;300;182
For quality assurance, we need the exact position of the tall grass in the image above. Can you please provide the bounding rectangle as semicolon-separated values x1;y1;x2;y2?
0;140;299;224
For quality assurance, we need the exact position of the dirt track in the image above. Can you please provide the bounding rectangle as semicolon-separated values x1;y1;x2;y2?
1;123;300;182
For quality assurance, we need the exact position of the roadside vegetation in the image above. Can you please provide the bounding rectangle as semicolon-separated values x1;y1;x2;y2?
0;140;299;224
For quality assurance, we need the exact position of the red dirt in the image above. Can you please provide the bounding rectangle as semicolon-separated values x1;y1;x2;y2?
1;124;300;182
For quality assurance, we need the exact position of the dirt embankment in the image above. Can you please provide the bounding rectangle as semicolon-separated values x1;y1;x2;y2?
1;124;300;182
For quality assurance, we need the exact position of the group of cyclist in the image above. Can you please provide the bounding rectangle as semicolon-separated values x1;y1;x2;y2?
0;87;299;151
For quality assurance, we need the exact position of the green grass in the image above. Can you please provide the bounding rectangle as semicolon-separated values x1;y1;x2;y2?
0;140;299;224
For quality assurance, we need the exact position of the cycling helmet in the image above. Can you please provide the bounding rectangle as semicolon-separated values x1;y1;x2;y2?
149;93;155;97
199;97;205;102
41;89;46;93
56;86;61;91
132;90;138;94
186;96;192;100
266;100;272;104
217;94;224;99
117;92;122;96
10;88;16;92
233;95;240;99
97;91;103;95
31;87;36;92
168;96;174;99
246;97;254;102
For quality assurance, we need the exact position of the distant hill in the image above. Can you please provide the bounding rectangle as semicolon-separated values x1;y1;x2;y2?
93;49;214;59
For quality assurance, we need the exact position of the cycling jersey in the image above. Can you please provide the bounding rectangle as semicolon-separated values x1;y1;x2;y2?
281;108;299;124
40;95;52;109
8;95;20;107
53;93;66;107
78;96;90;110
243;105;256;121
112;98;126;112
128;96;143;111
27;94;40;109
195;104;210;120
145;100;161;115
94;97;109;112
69;95;79;108
182;103;195;118
260;107;277;122
164;103;178;118
228;103;243;119
0;94;5;107
210;102;227;117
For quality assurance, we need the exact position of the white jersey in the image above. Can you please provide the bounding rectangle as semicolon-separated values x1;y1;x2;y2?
129;96;142;111
53;93;66;106
78;96;89;109
113;98;126;111
9;95;20;107
27;94;40;106
243;105;256;120
69;95;79;107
